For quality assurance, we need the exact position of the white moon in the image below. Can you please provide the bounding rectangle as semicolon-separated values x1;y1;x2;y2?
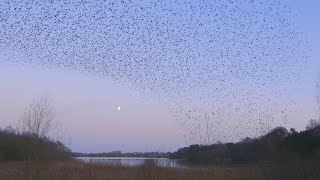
117;107;121;111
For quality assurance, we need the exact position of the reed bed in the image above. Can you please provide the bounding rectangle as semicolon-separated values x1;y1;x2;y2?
0;160;319;180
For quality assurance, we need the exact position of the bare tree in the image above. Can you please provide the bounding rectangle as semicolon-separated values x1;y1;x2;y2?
202;112;215;145
316;72;320;120
306;119;320;130
20;95;56;138
19;95;56;180
305;74;320;131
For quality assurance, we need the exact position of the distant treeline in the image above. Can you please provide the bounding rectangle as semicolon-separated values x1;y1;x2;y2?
0;126;71;161
73;151;171;158
171;124;320;164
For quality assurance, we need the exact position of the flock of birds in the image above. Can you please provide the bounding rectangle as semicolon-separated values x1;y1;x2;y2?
0;0;310;144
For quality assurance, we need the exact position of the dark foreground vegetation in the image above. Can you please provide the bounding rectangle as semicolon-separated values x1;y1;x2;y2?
171;122;320;165
0;159;319;180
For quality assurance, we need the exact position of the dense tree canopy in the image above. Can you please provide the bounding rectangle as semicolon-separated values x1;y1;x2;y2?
171;125;320;164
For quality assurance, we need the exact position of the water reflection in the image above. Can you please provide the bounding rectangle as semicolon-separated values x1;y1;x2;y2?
76;157;184;168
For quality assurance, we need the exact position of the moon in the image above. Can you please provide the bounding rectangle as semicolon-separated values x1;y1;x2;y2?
117;107;121;111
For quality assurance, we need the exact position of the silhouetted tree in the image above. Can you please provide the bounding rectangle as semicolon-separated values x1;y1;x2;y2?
316;72;320;120
306;119;320;130
18;95;68;180
290;128;298;134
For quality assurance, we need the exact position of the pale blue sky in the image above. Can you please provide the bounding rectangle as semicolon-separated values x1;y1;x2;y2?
0;0;319;152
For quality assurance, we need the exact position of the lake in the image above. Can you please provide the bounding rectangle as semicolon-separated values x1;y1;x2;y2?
75;157;185;168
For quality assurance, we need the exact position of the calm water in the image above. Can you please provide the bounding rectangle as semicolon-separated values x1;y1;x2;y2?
75;157;184;168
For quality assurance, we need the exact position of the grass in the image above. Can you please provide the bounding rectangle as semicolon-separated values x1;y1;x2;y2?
0;159;319;180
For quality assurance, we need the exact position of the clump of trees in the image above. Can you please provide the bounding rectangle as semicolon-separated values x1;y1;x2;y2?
171;122;320;164
0;95;71;162
0;127;70;161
